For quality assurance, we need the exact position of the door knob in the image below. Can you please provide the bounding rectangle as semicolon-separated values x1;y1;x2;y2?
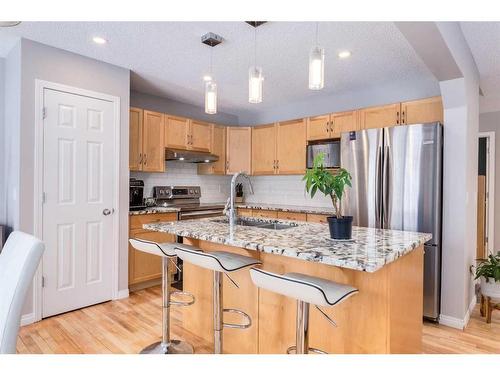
103;209;112;216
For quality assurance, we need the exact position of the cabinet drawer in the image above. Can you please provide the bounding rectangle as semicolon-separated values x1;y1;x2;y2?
306;213;329;224
237;208;253;217
252;210;278;219
129;212;178;230
277;211;307;221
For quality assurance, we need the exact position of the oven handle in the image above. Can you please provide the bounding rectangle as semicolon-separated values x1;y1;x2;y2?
179;210;224;220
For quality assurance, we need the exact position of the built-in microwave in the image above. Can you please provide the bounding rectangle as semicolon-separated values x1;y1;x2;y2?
306;141;341;169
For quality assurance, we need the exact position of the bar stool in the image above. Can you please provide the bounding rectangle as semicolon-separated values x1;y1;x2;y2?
249;268;358;354
174;244;262;354
129;238;195;354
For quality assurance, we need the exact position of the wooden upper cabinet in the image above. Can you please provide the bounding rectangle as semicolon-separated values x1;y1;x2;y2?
226;127;252;175
165;115;189;150
142;110;165;172
330;111;359;137
276;119;306;175
359;103;401;129
252;124;277;175
198;124;226;175
307;114;330;141
190;120;212;152
401;96;443;125
129;107;143;171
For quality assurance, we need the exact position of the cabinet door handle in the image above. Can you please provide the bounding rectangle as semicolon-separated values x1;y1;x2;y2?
325;122;329;133
396;111;400;125
401;111;405;124
330;120;334;133
144;154;147;165
139;153;143;164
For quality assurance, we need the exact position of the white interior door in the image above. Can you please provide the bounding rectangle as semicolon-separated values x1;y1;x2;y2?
42;88;116;318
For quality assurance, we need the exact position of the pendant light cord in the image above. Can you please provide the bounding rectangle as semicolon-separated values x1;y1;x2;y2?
315;22;319;46
254;27;257;67
210;46;213;75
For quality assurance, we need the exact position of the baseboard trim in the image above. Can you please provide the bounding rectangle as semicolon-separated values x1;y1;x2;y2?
20;313;36;327
116;289;129;300
439;297;478;330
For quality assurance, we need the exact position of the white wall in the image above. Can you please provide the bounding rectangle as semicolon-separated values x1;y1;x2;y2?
479;111;500;252
10;38;130;319
131;162;231;203
132;163;333;209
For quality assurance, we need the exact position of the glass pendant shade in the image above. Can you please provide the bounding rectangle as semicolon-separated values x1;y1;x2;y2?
248;66;263;104
205;80;217;114
309;46;325;90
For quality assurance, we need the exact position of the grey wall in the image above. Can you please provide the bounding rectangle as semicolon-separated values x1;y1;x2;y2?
3;42;22;234
130;90;239;125
14;39;130;317
0;57;5;226
479;111;500;252
238;77;440;125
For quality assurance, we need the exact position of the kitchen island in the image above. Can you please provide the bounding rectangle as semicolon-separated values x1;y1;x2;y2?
144;216;431;354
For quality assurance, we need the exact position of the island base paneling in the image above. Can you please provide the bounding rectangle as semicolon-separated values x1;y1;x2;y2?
181;238;423;354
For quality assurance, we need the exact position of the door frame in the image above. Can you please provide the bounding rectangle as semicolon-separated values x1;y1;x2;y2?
478;131;495;256
33;79;121;322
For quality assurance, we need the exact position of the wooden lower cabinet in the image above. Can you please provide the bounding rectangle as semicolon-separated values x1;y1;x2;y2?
252;210;278;219
237;208;253;217
277;211;307;221
306;213;329;223
128;213;177;288
182;239;424;354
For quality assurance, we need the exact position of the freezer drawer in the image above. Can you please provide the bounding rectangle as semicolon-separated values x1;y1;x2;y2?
423;244;441;320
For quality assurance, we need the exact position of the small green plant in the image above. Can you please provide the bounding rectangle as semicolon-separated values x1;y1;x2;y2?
303;152;352;219
475;253;500;283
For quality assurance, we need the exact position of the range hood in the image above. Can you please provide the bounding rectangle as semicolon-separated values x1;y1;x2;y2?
165;148;219;163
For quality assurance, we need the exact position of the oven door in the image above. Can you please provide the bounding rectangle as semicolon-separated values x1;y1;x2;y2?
178;209;224;220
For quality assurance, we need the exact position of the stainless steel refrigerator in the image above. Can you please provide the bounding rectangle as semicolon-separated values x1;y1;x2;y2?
341;122;443;320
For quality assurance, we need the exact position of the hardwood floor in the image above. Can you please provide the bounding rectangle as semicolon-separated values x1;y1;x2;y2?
17;285;500;354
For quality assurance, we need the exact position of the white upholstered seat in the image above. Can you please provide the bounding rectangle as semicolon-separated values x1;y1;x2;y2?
129;238;178;257
175;245;261;273
250;268;358;307
0;231;45;354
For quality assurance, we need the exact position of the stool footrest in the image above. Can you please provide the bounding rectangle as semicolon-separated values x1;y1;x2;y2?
222;308;252;329
286;345;328;355
170;291;195;307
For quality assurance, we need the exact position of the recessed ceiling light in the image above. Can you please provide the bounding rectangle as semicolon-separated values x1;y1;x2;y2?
92;36;107;45
338;50;351;59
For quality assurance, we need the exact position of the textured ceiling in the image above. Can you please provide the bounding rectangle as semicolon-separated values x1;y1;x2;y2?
0;22;436;117
461;22;500;98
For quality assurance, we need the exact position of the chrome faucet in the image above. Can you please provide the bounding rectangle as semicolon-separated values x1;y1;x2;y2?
228;172;254;231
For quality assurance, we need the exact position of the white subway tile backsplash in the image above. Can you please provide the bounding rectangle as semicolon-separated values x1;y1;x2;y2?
131;161;333;209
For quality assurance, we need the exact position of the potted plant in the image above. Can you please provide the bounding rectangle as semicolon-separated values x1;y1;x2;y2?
475;253;500;299
303;152;353;239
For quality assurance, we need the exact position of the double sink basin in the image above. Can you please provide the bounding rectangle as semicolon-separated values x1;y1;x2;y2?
213;217;298;230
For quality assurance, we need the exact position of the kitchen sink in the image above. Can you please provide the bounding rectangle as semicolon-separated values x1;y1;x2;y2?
212;217;298;230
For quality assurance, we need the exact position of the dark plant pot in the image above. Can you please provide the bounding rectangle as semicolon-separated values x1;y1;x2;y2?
327;216;353;240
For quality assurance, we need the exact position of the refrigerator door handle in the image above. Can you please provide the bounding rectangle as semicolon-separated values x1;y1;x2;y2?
375;144;382;228
382;143;391;228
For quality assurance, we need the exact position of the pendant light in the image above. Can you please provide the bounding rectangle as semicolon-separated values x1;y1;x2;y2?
247;22;265;104
309;22;325;90
201;32;223;115
205;47;217;114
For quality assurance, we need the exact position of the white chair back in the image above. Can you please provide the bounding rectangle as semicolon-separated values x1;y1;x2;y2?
0;231;45;354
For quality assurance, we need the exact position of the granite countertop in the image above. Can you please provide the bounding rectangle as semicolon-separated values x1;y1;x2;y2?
236;202;336;216
129;206;180;215
143;216;431;273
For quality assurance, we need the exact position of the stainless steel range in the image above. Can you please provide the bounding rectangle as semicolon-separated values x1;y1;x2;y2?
153;185;225;220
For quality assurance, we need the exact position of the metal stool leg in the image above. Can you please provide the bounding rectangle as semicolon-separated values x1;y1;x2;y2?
213;271;223;354
140;257;194;354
